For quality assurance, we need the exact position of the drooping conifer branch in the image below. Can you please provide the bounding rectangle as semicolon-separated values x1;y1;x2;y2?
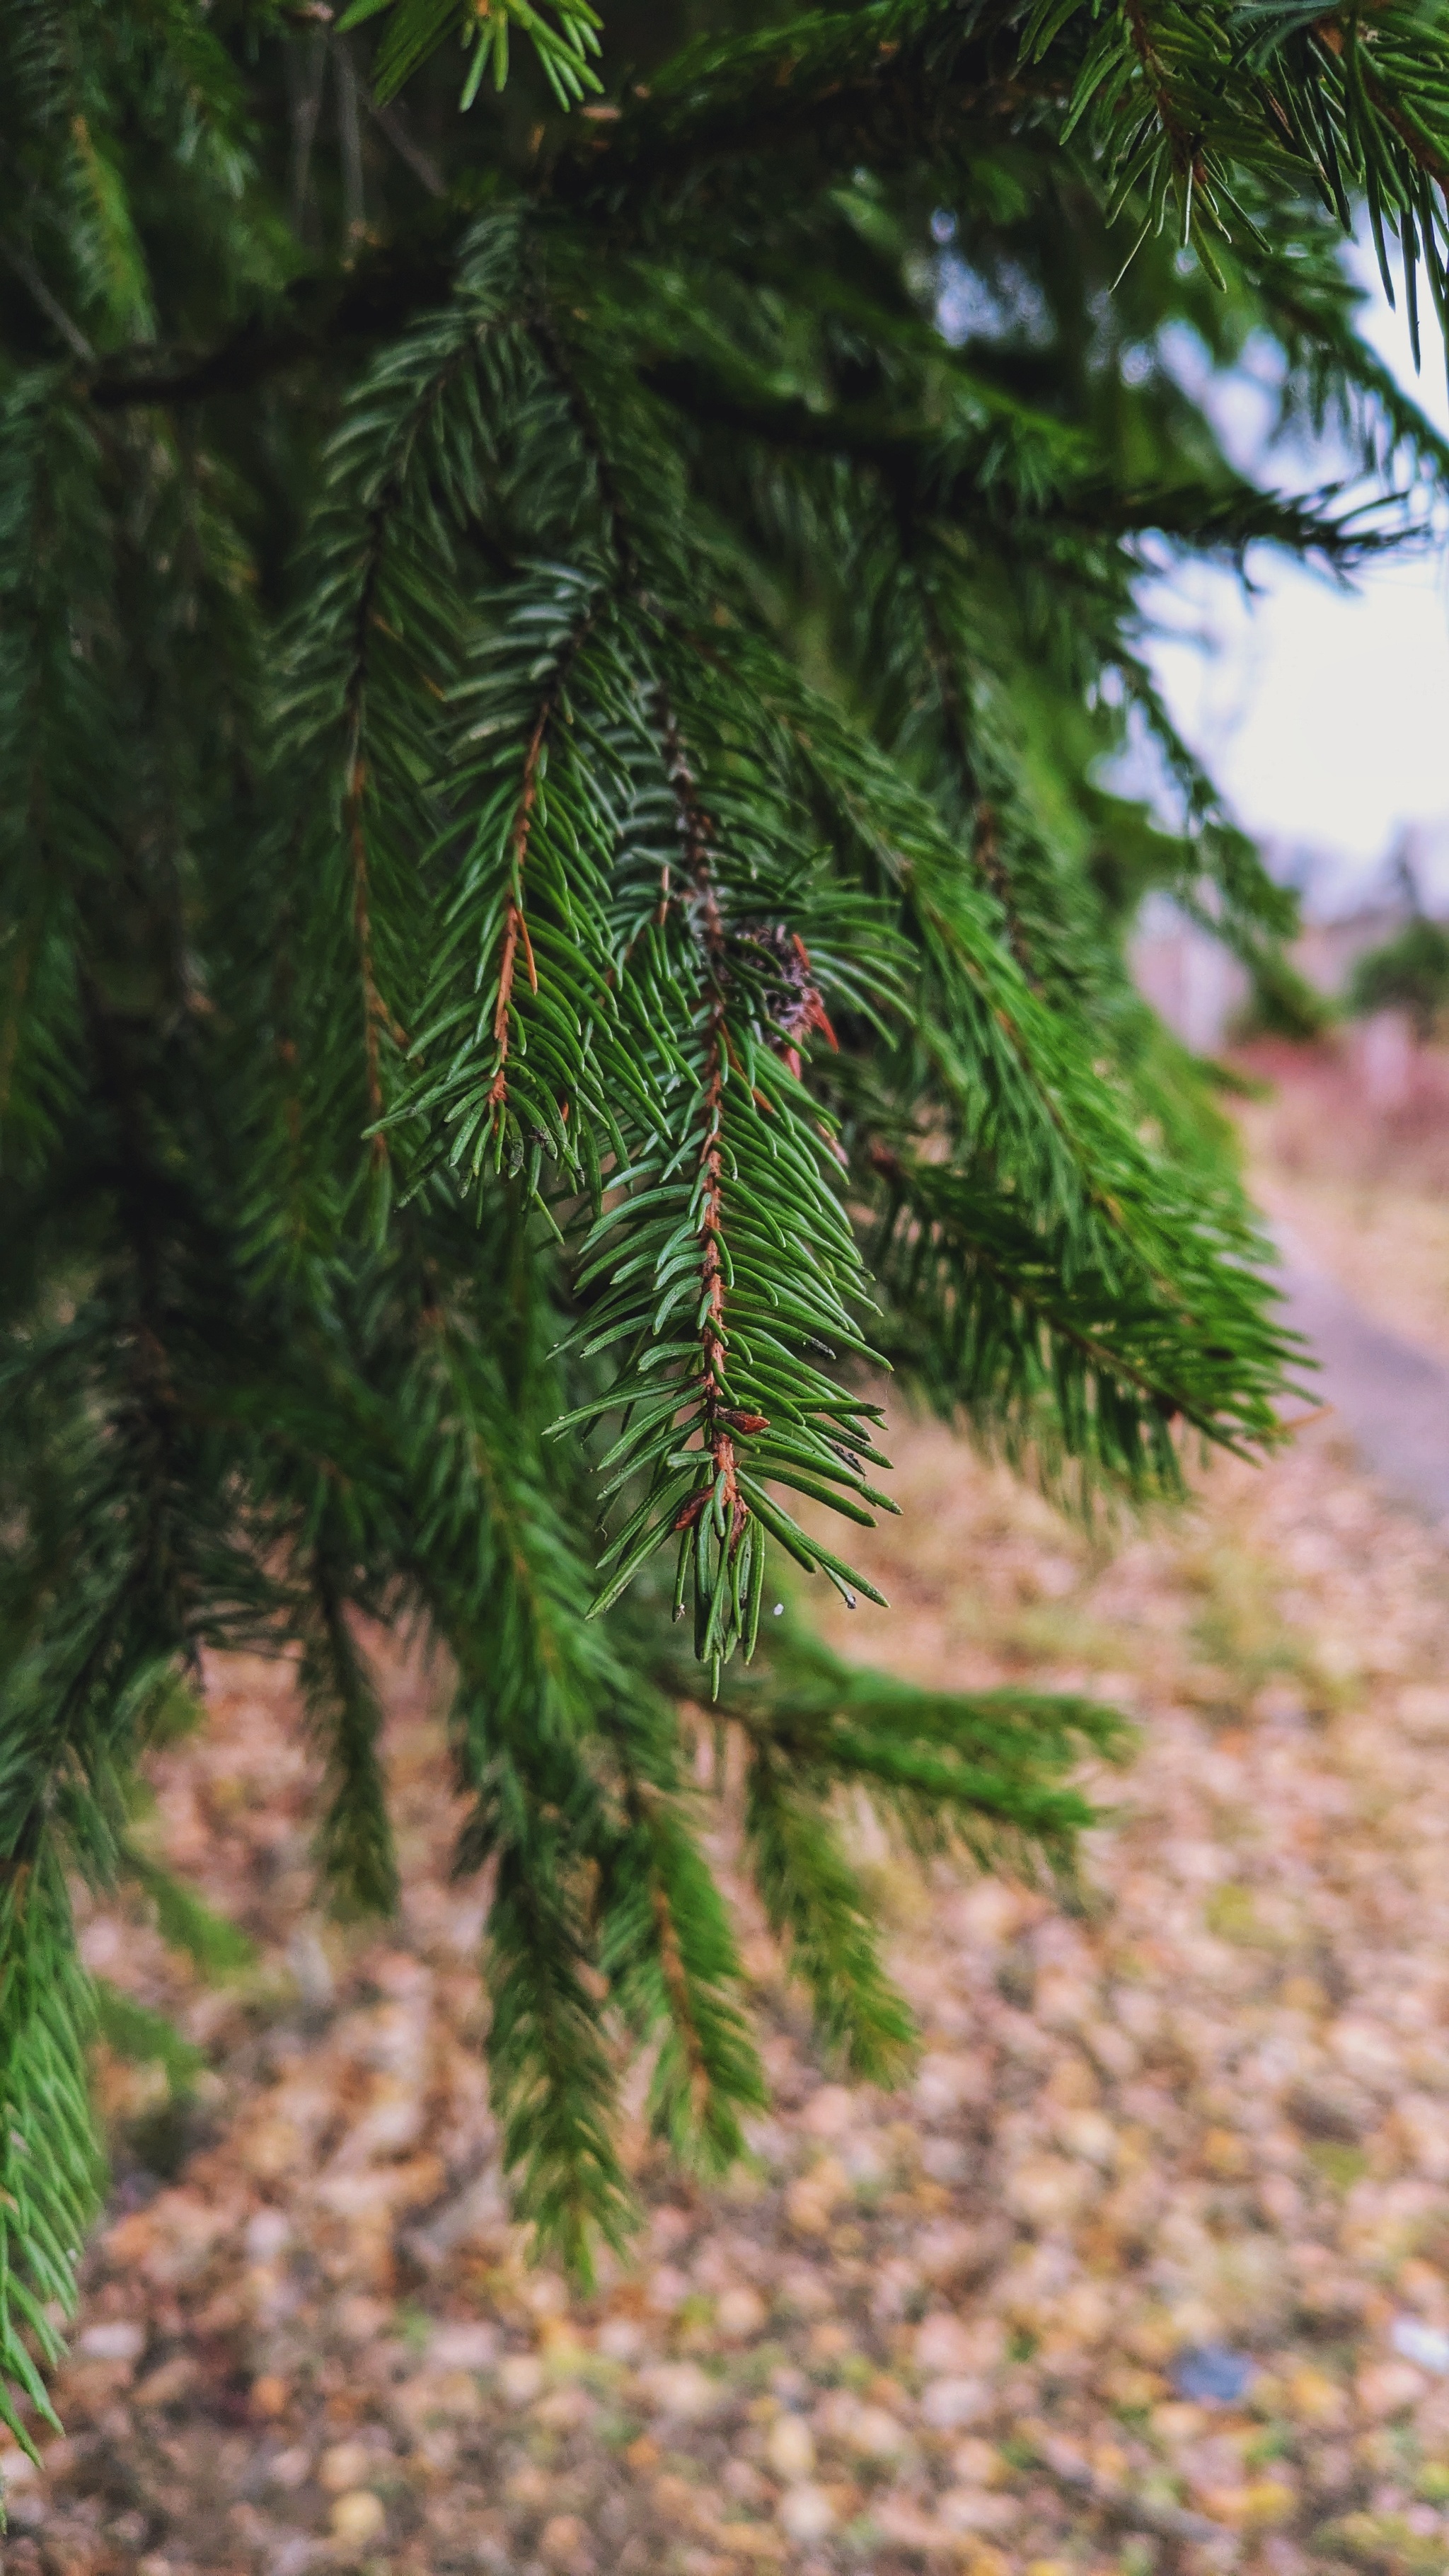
657;695;746;1571
302;1550;400;1918
604;1767;766;2165
4;0;1423;2410
485;695;548;1127
344;736;389;1150
303;306;512;1165
468;584;609;1169
899;541;1040;983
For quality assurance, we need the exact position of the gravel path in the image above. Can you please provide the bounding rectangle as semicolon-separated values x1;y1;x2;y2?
10;1399;1449;2576
1274;1216;1449;1527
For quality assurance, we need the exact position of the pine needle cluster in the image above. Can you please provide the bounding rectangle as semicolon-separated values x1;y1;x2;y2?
4;0;1449;2450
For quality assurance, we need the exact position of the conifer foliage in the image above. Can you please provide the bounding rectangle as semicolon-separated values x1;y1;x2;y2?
4;0;1449;2447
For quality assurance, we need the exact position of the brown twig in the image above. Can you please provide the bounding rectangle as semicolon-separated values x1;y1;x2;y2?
657;695;744;1547
343;747;387;1158
630;1784;713;2127
340;486;406;1165
484;580;600;1138
1022;2425;1238;2555
485;700;548;1125
1124;0;1201;186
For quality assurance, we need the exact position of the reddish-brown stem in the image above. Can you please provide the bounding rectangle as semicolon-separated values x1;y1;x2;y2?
651;1866;711;2119
1124;0;1202;187
618;1775;712;2119
344;746;388;1165
698;999;741;1539
486;700;550;1119
340;474;427;1174
657;694;746;1545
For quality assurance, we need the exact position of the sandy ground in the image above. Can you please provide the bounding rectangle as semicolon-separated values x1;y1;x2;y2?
8;1051;1449;2576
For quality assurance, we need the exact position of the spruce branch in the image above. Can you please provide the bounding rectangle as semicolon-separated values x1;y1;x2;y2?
87;216;468;408
388;567;654;1196
386;1292;661;2268
862;1140;1298;1498
341;0;604;112
302;1554;401;1919
76;0;1449;432
485;1823;635;2283
646;347;1406;568
93;1980;207;2099
560;674;897;1680
598;1771;768;2173
477;595;598;1156
4;0;1426;2405
0;1847;103;2456
117;1844;258;1977
744;1745;917;2087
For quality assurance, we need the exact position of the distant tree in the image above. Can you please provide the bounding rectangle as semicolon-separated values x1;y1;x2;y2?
5;0;1449;2445
1351;919;1449;1034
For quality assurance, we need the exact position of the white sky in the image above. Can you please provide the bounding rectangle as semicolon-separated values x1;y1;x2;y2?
1141;248;1449;908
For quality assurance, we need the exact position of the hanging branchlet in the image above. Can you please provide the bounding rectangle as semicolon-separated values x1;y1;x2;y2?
0;1848;103;2456
555;681;897;1687
485;694;549;1133
340;498;401;1162
661;695;751;1686
466;586;617;1188
301;1552;400;1920
972;800;1037;986
386;565;664;1203
597;1764;768;2171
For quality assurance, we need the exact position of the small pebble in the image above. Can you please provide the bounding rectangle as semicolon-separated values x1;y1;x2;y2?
1171;2345;1258;2405
330;2489;386;2548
